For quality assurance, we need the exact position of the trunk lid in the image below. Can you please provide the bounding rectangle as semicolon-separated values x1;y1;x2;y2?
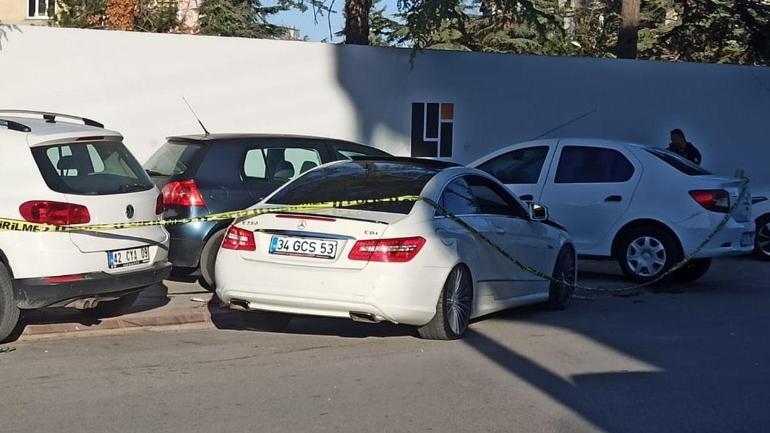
235;208;402;270
29;138;167;252
691;175;752;222
65;188;166;252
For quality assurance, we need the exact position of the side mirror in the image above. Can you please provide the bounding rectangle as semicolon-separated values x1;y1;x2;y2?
529;203;549;221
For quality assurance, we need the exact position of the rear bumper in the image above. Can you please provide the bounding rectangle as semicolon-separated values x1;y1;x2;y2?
675;216;756;258
215;250;450;326
166;220;226;268
12;261;172;309
168;236;206;268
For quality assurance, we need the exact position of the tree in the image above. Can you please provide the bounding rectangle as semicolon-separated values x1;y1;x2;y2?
661;0;770;64
56;0;178;32
344;0;374;44
616;0;640;58
198;0;289;38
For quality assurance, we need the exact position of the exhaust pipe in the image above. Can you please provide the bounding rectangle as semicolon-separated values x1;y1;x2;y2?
349;311;380;324
230;299;251;311
65;298;101;310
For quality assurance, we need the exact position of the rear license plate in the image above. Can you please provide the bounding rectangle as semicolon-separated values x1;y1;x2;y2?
108;246;150;269
741;232;755;247
269;235;338;259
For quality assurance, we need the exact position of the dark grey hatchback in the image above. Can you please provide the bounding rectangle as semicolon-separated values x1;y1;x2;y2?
144;134;390;289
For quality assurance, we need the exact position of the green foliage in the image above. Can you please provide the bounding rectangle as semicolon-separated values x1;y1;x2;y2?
55;0;179;32
198;0;329;38
661;0;770;64
135;0;179;33
374;0;769;65
55;0;107;28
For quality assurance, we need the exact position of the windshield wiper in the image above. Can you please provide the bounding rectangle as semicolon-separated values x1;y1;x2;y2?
121;183;151;193
145;169;165;176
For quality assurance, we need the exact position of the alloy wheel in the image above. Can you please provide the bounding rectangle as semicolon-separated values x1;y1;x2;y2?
446;267;473;336
626;236;667;278
758;221;770;256
555;249;577;303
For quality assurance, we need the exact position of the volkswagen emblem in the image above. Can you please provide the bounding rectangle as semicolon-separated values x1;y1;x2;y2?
297;220;307;230
126;205;135;219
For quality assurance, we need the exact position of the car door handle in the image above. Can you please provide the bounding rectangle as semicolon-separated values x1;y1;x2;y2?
495;227;506;234
519;194;534;202
605;195;623;203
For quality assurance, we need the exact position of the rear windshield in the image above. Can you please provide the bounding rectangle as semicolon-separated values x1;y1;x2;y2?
646;148;711;176
144;141;202;176
31;141;154;195
266;161;439;214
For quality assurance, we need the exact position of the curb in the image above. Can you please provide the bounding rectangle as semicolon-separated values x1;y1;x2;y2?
15;298;237;342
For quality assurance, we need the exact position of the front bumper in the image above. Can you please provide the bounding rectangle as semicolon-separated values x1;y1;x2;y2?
13;261;172;309
215;250;450;326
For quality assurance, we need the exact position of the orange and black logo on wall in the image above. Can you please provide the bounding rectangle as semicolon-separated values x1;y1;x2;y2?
411;102;454;158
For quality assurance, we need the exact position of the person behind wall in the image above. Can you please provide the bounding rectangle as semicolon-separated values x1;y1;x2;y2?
667;128;702;165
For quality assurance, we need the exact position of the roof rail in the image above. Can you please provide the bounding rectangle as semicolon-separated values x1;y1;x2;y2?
0;110;104;128
0;118;32;133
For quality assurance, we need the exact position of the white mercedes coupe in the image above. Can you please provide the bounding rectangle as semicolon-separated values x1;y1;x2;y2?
215;157;576;340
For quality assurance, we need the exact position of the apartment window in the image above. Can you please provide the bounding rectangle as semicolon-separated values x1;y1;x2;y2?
28;0;53;19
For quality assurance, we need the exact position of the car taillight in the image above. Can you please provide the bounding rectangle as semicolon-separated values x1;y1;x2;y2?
19;201;91;225
222;226;256;251
155;194;164;215
348;236;426;263
690;189;730;213
161;180;206;207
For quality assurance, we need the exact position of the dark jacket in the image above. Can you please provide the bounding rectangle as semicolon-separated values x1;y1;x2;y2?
667;142;702;165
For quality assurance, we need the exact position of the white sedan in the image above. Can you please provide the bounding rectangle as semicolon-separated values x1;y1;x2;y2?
215;158;576;340
471;139;755;283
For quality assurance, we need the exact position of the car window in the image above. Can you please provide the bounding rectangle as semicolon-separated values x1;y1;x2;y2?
646;148;711;176
555;146;635;183
32;141;154;195
477;146;549;184
439;177;481;215
438;176;527;218
144;141;202;176
267;161;438;214
467;175;527;217
243;147;322;183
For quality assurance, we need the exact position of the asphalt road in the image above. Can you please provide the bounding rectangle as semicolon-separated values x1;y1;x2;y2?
1;257;768;433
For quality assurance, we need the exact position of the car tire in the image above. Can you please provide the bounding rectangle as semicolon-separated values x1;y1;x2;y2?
545;245;576;310
199;229;226;291
238;310;292;332
670;258;712;283
754;214;770;261
616;225;682;284
87;291;141;317
417;265;473;340
0;263;20;344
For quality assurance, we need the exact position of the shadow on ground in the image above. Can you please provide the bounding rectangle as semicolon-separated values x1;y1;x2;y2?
4;283;171;343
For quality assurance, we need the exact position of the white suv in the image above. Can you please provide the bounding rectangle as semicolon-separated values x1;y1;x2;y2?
0;110;171;342
471;138;755;283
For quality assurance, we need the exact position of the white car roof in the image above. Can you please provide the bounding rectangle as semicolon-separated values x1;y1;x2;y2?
469;138;656;166
0;114;122;147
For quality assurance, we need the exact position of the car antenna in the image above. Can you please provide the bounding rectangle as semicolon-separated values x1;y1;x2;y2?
182;97;211;136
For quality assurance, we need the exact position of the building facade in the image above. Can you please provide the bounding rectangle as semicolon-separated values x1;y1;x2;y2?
0;0;55;25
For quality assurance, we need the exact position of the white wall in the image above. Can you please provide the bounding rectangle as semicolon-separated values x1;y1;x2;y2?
1;26;769;189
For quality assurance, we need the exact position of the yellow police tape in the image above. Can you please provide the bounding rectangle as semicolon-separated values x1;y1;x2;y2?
0;180;751;294
0;196;422;233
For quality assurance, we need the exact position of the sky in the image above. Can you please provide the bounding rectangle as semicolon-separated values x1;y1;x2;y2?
273;0;401;42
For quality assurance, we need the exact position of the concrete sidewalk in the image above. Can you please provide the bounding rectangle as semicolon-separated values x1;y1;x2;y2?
15;281;231;341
